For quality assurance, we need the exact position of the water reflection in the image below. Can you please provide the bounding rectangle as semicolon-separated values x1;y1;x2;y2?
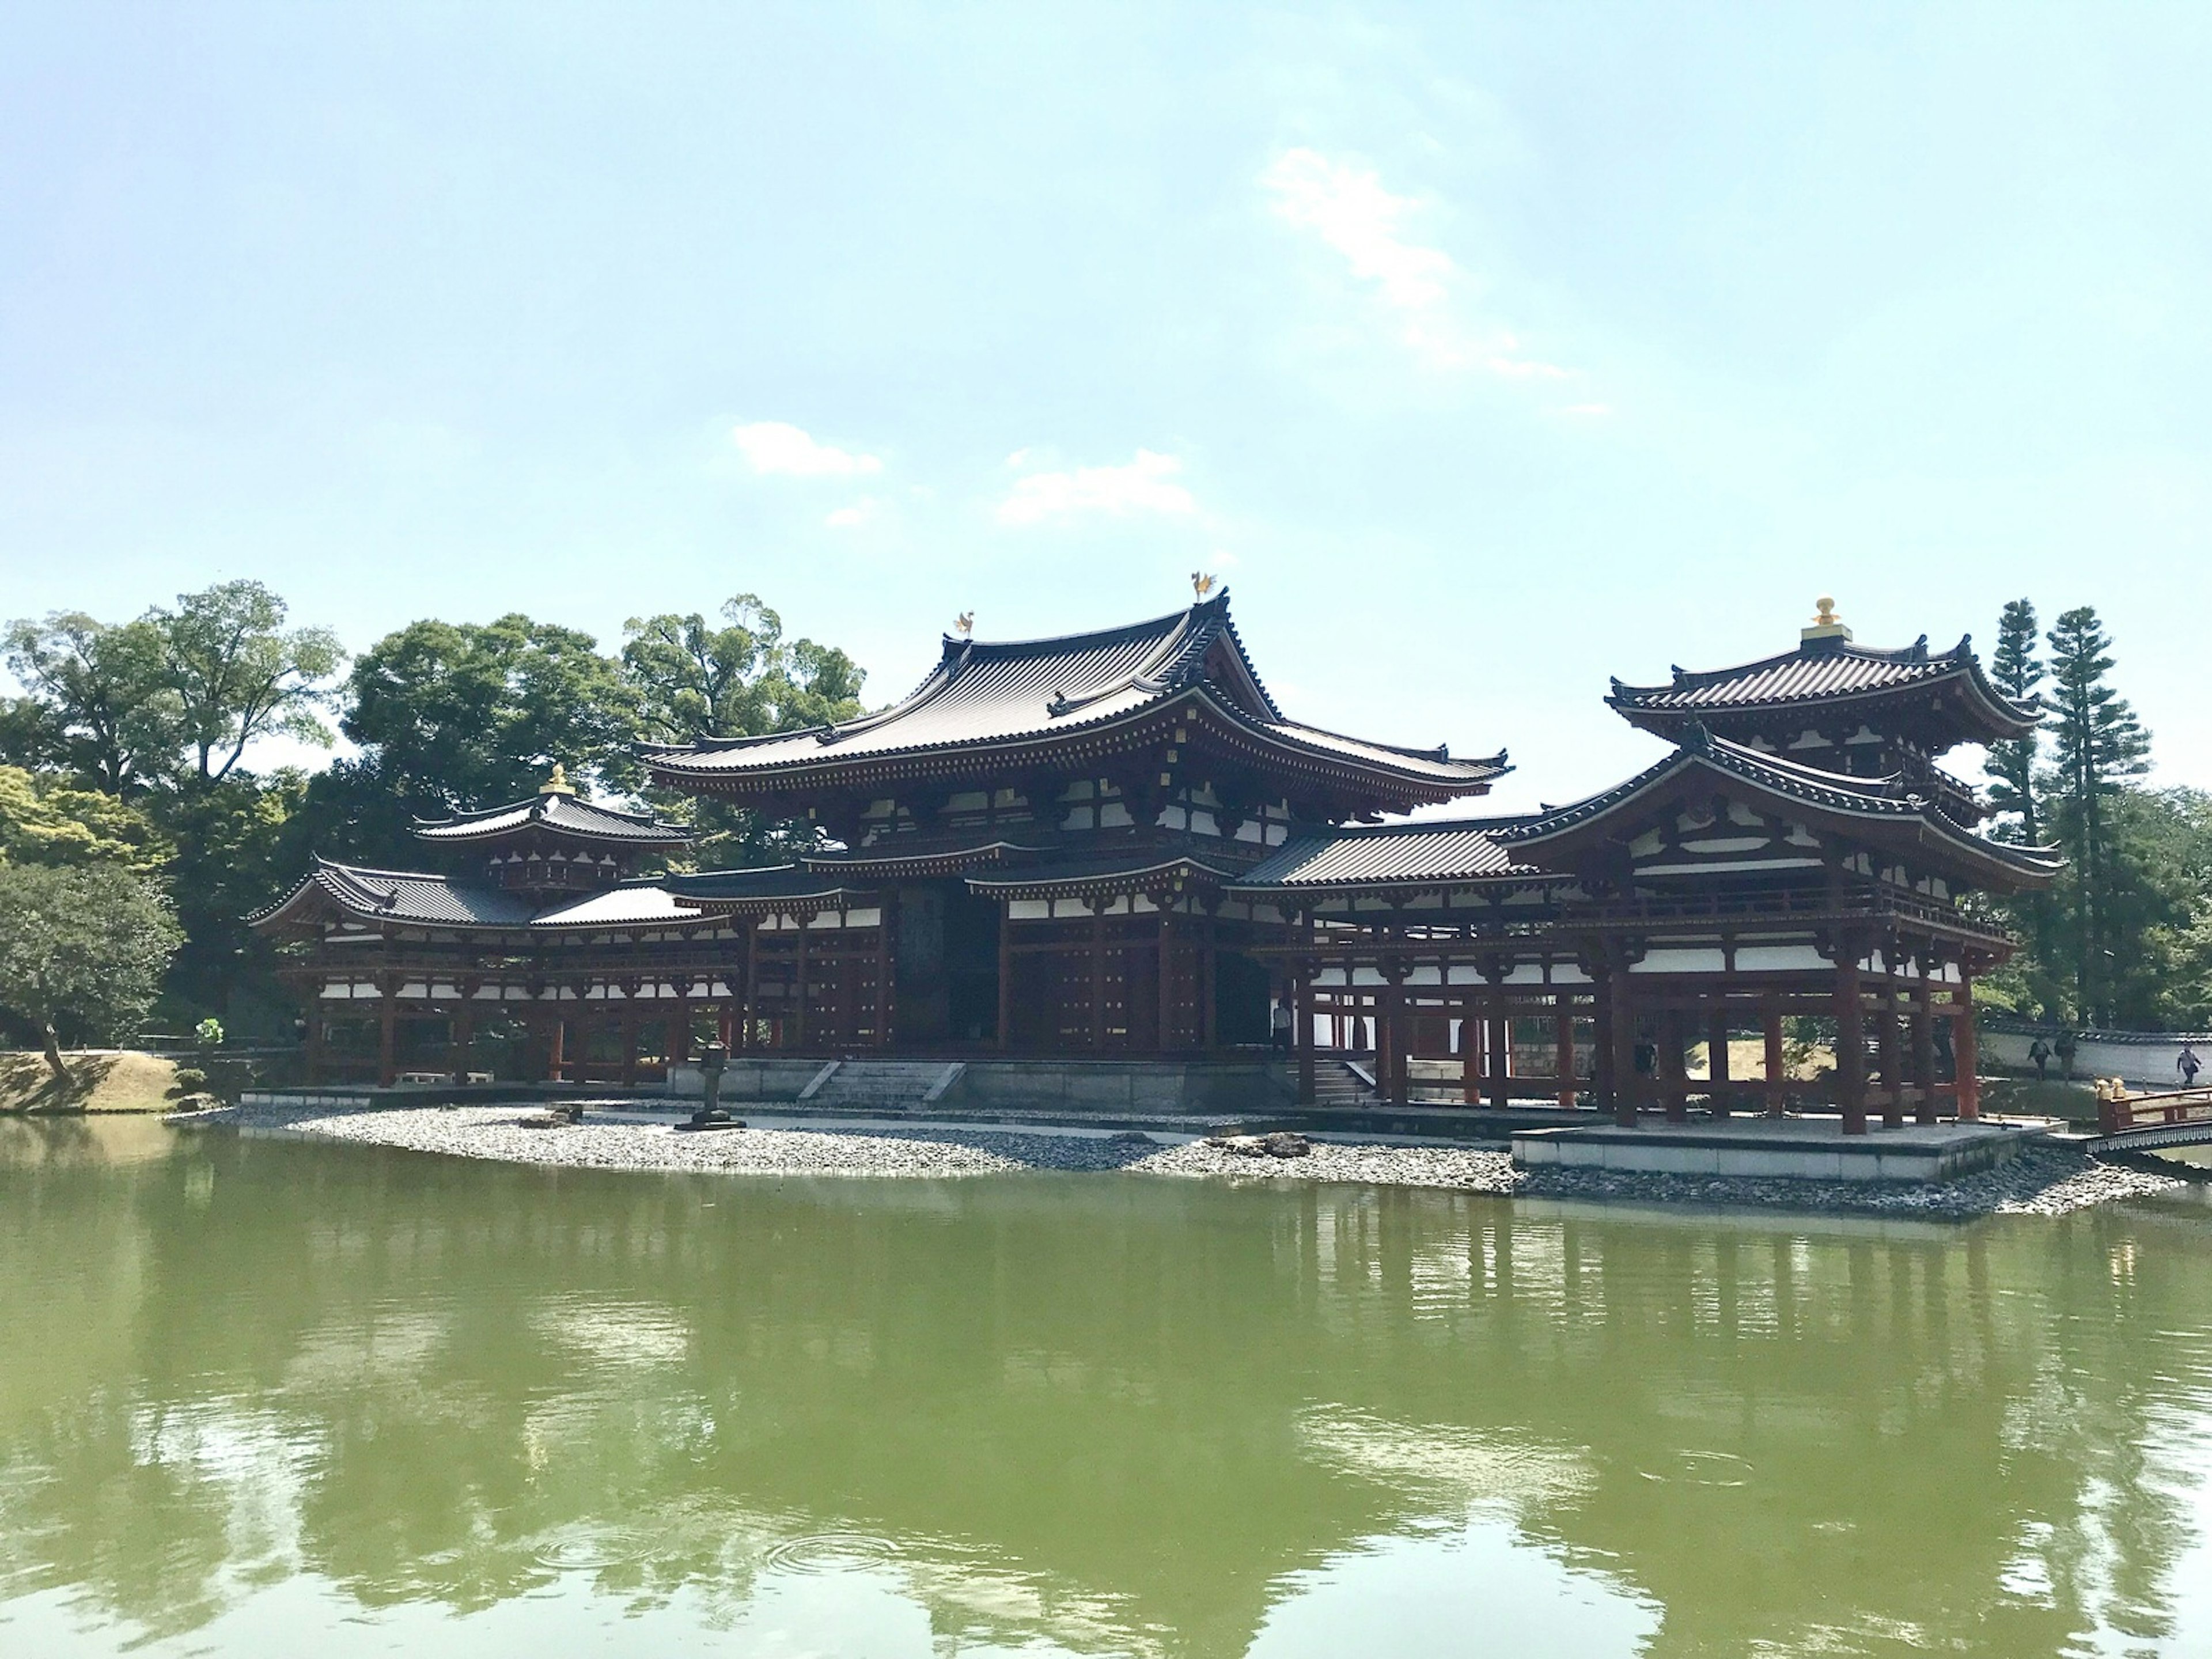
0;1120;2209;1657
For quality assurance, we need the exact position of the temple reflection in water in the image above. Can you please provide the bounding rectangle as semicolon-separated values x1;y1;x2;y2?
2;1122;2208;1657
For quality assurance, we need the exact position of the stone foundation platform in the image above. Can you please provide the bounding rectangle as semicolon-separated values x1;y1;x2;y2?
1511;1118;2050;1184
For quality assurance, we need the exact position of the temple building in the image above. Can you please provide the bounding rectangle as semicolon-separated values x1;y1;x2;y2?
255;589;2058;1131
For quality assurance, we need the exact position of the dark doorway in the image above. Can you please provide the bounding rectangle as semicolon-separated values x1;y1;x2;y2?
1214;949;1271;1046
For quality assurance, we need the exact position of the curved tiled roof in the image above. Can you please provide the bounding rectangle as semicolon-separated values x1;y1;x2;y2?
250;860;707;931
1230;819;1539;890
643;592;1505;796
964;847;1249;896
414;791;692;846
1504;729;2063;881
1607;634;2040;742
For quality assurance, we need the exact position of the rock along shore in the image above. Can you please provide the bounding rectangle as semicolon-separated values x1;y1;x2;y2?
199;1101;2190;1219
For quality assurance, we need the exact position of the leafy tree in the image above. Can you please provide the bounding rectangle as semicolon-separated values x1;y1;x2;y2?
341;614;642;821
622;594;866;741
622;596;866;863
1;612;181;794
152;771;311;1023
0;766;169;871
2043;607;2153;1025
147;580;346;783
0;863;181;1082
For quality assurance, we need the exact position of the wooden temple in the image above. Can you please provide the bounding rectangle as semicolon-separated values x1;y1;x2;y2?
256;590;2058;1131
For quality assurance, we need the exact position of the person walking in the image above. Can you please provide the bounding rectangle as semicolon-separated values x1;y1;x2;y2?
2028;1037;2051;1082
1270;998;1294;1053
2180;1043;2204;1090
2055;1028;2078;1081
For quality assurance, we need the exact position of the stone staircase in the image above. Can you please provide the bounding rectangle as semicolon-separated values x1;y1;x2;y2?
1305;1059;1380;1111
795;1059;965;1115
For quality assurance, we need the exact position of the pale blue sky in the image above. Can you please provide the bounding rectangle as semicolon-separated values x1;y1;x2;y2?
4;3;2208;812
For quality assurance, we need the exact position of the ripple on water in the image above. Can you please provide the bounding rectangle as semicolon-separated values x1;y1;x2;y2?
532;1527;656;1572
764;1531;902;1575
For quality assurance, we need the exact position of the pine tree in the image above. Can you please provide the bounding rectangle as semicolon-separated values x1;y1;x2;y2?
2044;607;2151;1025
1984;599;2043;844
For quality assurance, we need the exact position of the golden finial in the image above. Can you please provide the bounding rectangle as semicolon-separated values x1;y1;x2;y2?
538;762;577;796
1801;595;1851;645
1191;571;1216;600
953;611;974;638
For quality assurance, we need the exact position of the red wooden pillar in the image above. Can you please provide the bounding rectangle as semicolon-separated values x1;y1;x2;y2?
1090;904;1108;1050
1763;1001;1787;1118
1486;990;1510;1111
1955;974;1980;1120
304;1005;327;1084
1911;978;1937;1126
1386;975;1411;1105
1461;987;1483;1104
1705;1003;1731;1118
874;906;893;1050
450;1003;476;1086
1610;960;1639;1129
1658;1006;1689;1124
546;1015;566;1083
1156;907;1176;1054
1295;959;1317;1105
666;994;690;1071
1835;948;1868;1135
1877;979;1904;1130
377;989;398;1088
740;922;759;1053
1201;910;1219;1051
791;920;809;1051
1554;993;1577;1108
619;1010;638;1088
996;901;1013;1052
1592;968;1618;1119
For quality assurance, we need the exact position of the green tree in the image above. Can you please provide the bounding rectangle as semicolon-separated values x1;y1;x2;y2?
2043;606;2153;1026
0;863;182;1082
1985;599;2044;845
622;594;866;741
0;766;169;872
329;616;642;865
151;771;312;1026
1;612;181;794
147;581;346;783
621;596;866;863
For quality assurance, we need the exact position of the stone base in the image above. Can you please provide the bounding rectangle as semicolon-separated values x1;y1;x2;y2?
1512;1118;2048;1184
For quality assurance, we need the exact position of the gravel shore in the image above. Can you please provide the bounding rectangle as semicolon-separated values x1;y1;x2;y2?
204;1102;2190;1218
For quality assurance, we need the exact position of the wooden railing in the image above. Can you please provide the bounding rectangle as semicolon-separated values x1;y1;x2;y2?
2096;1080;2212;1139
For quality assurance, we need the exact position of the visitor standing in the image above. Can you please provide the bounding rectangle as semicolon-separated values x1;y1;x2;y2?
2029;1037;2050;1082
2055;1029;2078;1080
1271;998;1293;1052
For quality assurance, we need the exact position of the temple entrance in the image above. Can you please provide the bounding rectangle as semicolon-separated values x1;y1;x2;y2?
1213;950;1271;1046
892;881;1001;1046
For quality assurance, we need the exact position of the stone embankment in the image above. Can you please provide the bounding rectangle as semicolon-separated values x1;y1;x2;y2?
203;1103;2186;1218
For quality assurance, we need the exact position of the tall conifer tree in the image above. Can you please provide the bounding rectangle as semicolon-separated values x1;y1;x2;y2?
2044;607;2150;1024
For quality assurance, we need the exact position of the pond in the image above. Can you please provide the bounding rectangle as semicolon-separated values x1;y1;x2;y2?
2;1117;2210;1657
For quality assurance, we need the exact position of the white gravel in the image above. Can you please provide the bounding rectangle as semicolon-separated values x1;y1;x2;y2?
212;1103;2190;1218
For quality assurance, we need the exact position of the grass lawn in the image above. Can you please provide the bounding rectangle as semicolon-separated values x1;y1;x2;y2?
0;1051;182;1114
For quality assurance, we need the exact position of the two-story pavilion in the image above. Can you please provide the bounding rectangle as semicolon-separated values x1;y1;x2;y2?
257;590;2059;1131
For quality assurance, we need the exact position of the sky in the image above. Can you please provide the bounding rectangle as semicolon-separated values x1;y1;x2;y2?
4;2;2210;814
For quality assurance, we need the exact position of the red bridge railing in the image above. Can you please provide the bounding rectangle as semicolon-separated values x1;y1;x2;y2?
2096;1080;2212;1139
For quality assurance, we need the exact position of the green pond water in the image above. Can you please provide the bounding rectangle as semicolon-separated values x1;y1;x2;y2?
3;1119;2212;1658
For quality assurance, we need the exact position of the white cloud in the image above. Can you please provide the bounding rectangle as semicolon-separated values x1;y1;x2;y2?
732;421;882;477
997;449;1196;526
1260;147;1568;379
824;497;878;528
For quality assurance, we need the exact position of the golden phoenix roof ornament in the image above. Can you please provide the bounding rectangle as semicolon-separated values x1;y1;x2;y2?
1191;571;1216;600
953;611;974;638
